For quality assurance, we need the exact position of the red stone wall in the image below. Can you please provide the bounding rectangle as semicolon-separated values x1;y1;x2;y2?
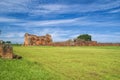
0;43;14;59
0;41;22;59
24;33;52;46
52;41;120;46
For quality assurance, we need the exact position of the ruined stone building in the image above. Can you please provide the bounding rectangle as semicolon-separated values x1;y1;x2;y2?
24;33;52;46
0;41;13;59
23;33;120;46
0;40;22;59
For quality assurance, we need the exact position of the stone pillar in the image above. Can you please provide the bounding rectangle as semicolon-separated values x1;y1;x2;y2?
0;44;13;59
0;43;22;59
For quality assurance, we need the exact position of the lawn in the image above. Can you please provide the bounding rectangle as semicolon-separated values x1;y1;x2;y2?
0;46;120;80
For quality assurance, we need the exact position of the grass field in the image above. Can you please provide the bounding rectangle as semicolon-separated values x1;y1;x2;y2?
0;46;120;80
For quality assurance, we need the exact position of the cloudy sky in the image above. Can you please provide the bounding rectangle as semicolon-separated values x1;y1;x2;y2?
0;0;120;43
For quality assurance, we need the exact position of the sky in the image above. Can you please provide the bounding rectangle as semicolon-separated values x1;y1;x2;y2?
0;0;120;43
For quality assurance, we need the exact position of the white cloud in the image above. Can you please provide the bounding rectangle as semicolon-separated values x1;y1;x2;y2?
0;0;120;15
30;4;68;15
1;32;25;38
0;0;30;13
14;17;120;27
0;17;20;22
1;16;119;28
30;1;120;15
15;18;79;27
108;8;120;13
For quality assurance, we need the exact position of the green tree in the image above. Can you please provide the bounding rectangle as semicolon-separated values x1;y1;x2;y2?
77;34;92;41
6;41;11;44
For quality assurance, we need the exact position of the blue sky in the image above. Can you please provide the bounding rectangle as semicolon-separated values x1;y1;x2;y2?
0;0;120;43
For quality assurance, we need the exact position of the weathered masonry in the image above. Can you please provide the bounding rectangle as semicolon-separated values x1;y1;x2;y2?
24;33;52;46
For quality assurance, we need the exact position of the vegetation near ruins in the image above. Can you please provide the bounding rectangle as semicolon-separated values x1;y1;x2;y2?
77;34;92;41
0;46;120;80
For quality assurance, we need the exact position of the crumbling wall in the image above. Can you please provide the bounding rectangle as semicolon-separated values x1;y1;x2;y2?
24;33;52;46
52;41;120;46
74;41;97;46
52;41;98;46
0;41;22;59
0;44;13;59
97;43;120;46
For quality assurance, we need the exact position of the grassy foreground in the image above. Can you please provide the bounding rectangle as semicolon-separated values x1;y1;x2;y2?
0;46;120;80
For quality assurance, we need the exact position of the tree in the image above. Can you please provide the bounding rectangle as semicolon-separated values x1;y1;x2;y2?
6;41;11;44
77;34;92;41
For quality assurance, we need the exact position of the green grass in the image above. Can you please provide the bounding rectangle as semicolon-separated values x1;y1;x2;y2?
0;46;120;80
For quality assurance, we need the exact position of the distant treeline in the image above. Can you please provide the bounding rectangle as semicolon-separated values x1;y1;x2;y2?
12;43;22;46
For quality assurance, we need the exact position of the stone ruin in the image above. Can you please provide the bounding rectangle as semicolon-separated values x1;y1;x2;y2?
52;40;120;46
23;33;120;46
74;39;97;46
0;40;22;59
52;39;98;46
24;33;52;46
